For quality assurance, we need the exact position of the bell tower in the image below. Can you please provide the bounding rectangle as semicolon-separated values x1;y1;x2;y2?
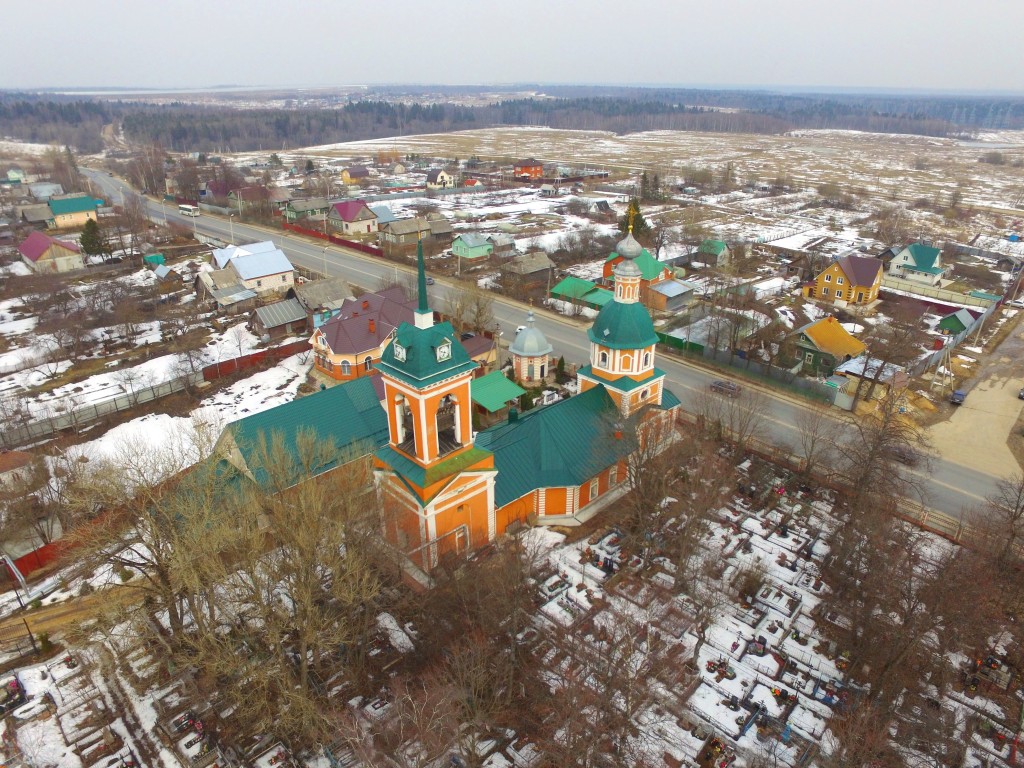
578;228;666;417
374;240;497;577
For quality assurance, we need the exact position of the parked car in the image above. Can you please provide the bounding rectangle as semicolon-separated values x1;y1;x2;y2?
425;276;435;285
710;380;741;398
950;390;967;405
1018;387;1024;400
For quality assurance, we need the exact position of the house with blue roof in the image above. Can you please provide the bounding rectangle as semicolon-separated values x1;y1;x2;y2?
890;242;948;287
216;242;294;297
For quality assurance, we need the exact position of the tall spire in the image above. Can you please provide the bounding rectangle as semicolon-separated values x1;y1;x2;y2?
414;233;433;329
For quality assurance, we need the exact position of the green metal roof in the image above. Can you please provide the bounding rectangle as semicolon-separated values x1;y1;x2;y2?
223;376;388;487
48;195;99;215
143;253;165;265
476;385;635;507
587;298;659;350
699;239;728;256
605;247;665;282
586;287;615;307
550;275;596;300
377;320;478;388
471;370;527;413
905;242;941;271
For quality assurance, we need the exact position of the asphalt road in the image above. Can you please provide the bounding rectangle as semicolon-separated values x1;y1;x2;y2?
83;170;1003;519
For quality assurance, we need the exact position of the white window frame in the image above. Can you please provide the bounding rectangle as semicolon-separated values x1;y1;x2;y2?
824;274;832;282
836;276;844;285
588;477;599;500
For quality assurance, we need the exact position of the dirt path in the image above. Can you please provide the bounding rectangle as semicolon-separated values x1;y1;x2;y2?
927;314;1024;477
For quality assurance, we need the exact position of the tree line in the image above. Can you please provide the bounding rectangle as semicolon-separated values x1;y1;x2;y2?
2;87;1023;155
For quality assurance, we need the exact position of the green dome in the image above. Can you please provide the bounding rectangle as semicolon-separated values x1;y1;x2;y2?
587;299;658;350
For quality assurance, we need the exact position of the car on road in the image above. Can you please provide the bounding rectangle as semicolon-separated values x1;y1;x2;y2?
950;390;967;405
710;380;741;398
1019;387;1024;400
889;444;921;467
425;276;435;285
516;325;526;335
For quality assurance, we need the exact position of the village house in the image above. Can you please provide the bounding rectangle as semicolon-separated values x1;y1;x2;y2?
889;242;948;287
327;200;378;236
250;298;308;341
18;203;54;229
227;250;294;297
341;166;371;184
500;251;556;295
425;169;455;189
289;276;354;331
228;186;271;214
380;218;433;252
284;197;330;223
792;315;866;377
514;159;544;180
48;193;99;229
309;287;417;384
28;182;64;201
452;234;493;261
195;270;258;315
696;239;731;268
804;253;883;306
17;231;84;273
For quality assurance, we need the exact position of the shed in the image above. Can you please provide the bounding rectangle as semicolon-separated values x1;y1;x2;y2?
143;253;166;267
251;297;308;340
471;370;527;415
937;308;976;336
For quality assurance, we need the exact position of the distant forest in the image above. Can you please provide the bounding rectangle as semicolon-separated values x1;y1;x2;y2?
1;86;1023;154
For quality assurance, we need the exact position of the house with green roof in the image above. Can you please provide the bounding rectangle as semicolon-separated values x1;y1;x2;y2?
602;239;673;310
549;276;614;310
697;239;731;268
890;242;948;287
48;193;100;229
215;376;389;489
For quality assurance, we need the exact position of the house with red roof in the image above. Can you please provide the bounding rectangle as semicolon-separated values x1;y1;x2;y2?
17;231;83;274
309;287;418;383
327;200;378;236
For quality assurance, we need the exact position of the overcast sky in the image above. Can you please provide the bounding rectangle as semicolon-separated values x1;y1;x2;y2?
4;0;1021;94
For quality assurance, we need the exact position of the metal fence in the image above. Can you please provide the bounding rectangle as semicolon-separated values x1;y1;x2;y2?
881;276;996;309
0;372;203;449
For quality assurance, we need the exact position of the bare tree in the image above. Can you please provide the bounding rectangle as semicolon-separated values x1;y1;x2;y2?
793;404;841;480
971;472;1024;568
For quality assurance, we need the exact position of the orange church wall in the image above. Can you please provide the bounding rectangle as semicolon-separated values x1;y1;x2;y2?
431;483;492;550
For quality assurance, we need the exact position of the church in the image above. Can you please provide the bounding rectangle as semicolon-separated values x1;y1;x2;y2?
373;229;681;580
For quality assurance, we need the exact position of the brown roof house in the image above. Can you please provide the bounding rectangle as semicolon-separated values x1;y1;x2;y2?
309;286;417;384
804;253;883;306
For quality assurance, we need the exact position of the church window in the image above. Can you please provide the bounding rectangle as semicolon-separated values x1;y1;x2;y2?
599;350;609;367
609;465;618;485
641;388;650;401
622;354;632;369
341;360;351;376
589;477;599;500
364;356;373;371
643;352;651;367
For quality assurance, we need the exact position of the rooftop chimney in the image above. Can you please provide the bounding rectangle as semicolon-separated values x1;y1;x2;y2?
369;319;375;334
362;300;370;310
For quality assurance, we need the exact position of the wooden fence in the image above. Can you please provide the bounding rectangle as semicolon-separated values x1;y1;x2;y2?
281;221;384;257
201;339;310;382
